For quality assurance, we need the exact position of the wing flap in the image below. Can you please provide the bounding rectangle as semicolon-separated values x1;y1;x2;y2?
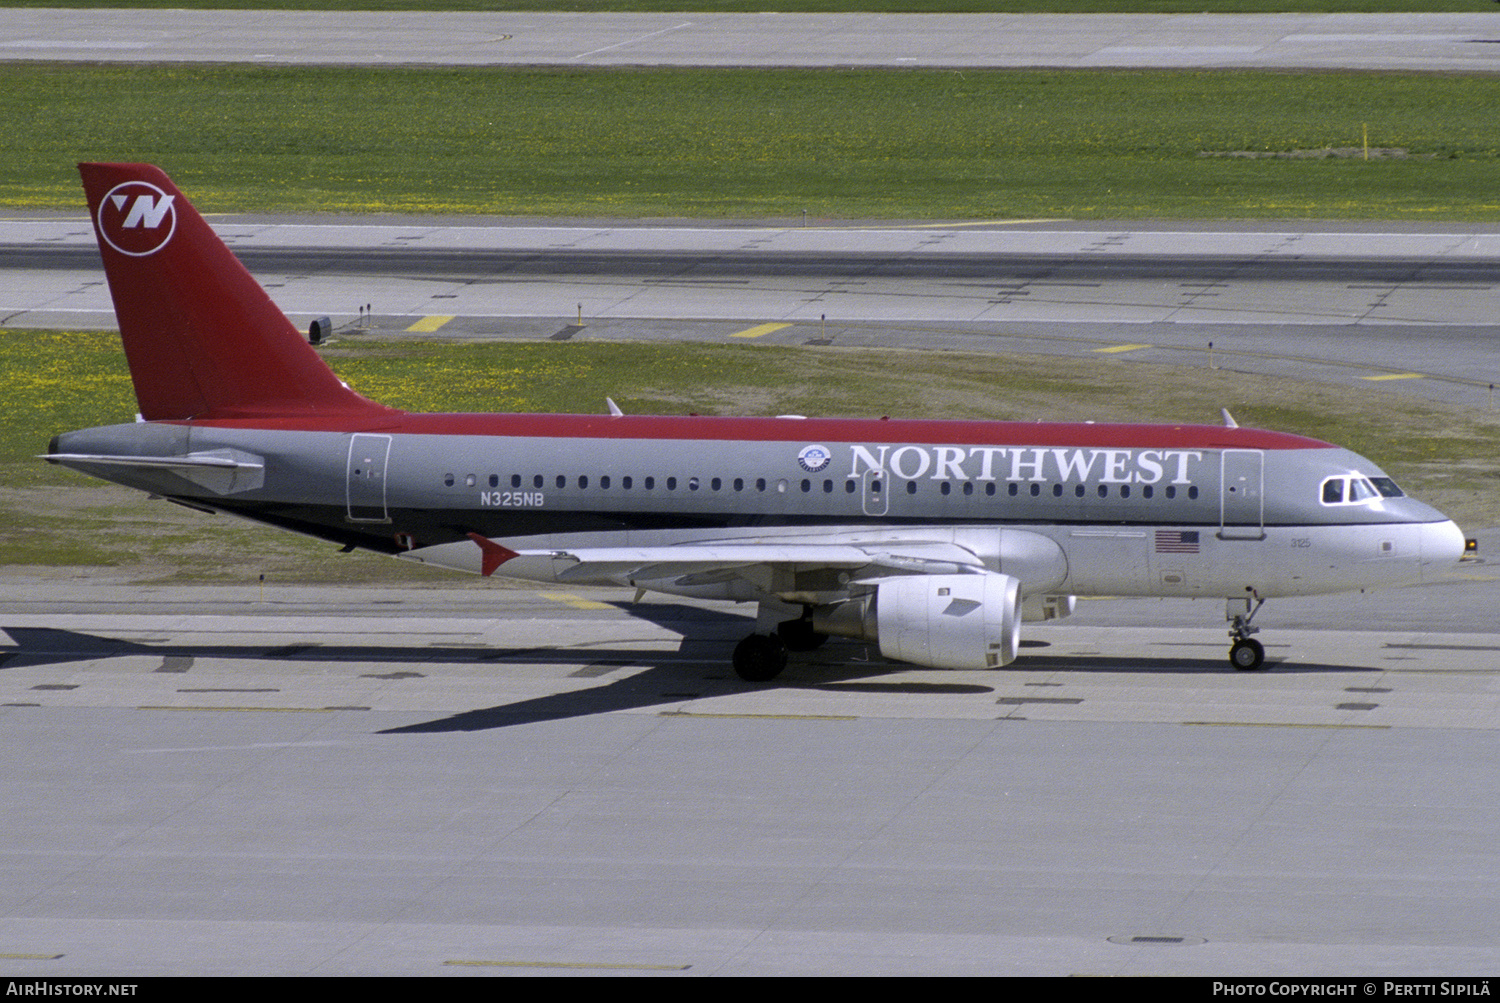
404;536;985;595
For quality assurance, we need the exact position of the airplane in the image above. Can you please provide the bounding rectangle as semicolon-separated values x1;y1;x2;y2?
45;162;1468;681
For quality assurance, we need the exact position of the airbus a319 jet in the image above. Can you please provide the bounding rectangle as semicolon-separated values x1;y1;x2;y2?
46;163;1468;680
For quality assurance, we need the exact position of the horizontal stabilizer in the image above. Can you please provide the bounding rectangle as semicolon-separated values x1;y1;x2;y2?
42;450;265;494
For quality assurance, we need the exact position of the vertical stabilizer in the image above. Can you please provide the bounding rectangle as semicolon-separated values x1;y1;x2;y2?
79;163;389;421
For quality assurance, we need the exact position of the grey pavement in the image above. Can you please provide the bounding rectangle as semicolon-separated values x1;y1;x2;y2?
2;10;1500;71
2;573;1500;976
6;214;1499;407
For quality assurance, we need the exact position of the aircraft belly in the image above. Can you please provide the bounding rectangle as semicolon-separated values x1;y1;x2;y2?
1061;523;1446;599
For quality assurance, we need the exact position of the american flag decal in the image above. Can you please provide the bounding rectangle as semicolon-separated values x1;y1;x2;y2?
1155;530;1200;554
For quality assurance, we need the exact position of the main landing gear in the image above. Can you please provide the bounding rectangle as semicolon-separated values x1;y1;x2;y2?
731;613;830;682
1227;594;1267;671
732;633;787;682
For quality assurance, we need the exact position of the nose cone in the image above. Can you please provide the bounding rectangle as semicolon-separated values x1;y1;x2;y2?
1421;520;1467;580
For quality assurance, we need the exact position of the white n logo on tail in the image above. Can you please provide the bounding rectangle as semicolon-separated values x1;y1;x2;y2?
112;193;175;229
97;181;178;257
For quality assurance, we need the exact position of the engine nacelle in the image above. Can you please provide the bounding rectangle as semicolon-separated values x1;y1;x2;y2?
821;573;1019;670
1021;593;1075;622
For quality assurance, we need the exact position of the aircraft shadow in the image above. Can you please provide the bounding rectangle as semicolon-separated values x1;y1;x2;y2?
1;626;1373;733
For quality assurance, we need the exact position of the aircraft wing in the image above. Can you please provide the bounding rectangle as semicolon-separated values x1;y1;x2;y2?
403;535;987;600
541;542;984;582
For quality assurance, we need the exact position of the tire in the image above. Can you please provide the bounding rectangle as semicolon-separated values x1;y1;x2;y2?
1230;638;1266;671
732;634;788;682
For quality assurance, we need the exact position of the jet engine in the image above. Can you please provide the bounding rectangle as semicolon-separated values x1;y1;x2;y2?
812;572;1022;670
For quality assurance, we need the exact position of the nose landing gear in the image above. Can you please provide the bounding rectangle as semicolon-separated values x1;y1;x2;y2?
1227;593;1266;671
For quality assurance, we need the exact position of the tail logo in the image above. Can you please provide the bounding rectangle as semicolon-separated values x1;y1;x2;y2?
97;181;177;257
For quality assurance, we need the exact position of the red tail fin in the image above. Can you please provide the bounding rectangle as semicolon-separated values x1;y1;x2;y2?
79;163;388;421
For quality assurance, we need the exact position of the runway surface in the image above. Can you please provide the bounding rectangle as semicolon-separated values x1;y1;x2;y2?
2;9;1499;71
5;214;1498;408
2;567;1499;977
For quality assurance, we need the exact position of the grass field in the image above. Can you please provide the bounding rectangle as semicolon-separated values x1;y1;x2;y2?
5;64;1499;220
0;2;1476;12
5;331;1496;581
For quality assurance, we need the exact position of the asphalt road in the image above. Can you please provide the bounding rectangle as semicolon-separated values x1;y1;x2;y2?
5;215;1498;407
2;9;1499;71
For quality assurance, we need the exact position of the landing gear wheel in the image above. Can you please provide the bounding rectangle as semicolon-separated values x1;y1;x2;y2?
733;633;788;682
1230;638;1266;671
777;618;828;652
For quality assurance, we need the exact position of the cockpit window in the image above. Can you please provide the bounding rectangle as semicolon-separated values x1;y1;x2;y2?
1321;475;1399;506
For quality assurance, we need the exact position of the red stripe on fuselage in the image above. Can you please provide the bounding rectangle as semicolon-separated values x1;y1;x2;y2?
161;412;1334;450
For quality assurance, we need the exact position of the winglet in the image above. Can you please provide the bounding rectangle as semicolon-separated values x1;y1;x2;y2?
466;532;519;577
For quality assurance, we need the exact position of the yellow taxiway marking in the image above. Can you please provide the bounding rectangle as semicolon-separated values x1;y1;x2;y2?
406;315;455;333
1360;372;1423;381
446;959;690;970
1184;721;1390;730
1094;343;1152;354
139;705;336;713
539;591;614;611
660;710;857;721
909;219;1067;228
730;322;792;339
